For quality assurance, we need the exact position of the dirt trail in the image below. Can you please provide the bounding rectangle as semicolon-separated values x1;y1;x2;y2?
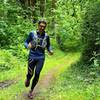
1;54;77;100
17;63;64;100
17;55;76;100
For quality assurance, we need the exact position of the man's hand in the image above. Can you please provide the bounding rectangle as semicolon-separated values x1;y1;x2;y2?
48;51;53;55
28;42;33;49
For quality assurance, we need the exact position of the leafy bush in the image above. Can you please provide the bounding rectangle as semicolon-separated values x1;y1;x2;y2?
55;1;82;51
81;1;100;64
0;50;20;71
0;1;34;48
8;44;28;60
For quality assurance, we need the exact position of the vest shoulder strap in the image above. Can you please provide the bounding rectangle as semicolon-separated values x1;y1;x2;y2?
31;30;48;39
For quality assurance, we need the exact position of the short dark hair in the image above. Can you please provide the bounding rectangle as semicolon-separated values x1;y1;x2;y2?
38;20;47;26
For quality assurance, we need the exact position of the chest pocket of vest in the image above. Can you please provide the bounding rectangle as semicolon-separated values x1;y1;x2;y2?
31;32;47;49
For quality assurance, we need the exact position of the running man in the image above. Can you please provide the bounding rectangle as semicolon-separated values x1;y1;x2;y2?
24;20;53;99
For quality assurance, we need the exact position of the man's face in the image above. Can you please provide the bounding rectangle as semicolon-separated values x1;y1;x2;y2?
38;23;46;33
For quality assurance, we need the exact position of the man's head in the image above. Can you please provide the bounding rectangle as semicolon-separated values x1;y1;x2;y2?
38;20;47;33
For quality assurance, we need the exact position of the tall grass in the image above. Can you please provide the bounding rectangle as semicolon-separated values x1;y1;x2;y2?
0;45;69;100
45;58;100;100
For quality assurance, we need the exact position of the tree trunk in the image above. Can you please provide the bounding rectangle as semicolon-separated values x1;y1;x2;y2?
19;0;37;6
51;0;56;36
40;0;45;17
31;0;37;7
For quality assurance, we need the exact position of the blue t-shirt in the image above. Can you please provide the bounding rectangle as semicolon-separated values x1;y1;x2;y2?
25;30;52;59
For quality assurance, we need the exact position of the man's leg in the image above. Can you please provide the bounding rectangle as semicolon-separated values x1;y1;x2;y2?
25;58;36;87
31;58;45;91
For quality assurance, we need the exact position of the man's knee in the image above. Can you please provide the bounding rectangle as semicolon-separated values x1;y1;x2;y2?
28;66;33;75
34;73;40;80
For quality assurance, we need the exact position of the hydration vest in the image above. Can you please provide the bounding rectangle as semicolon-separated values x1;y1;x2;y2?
31;31;47;49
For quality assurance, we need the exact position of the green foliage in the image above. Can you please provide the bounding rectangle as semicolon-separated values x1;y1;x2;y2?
0;0;100;99
45;59;100;100
0;1;34;47
8;44;28;60
81;1;100;64
55;0;82;51
0;50;19;71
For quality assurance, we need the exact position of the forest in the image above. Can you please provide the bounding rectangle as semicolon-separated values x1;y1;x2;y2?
0;0;100;100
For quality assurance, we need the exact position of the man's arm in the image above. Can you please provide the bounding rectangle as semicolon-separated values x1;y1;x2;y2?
46;36;53;55
24;32;33;49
